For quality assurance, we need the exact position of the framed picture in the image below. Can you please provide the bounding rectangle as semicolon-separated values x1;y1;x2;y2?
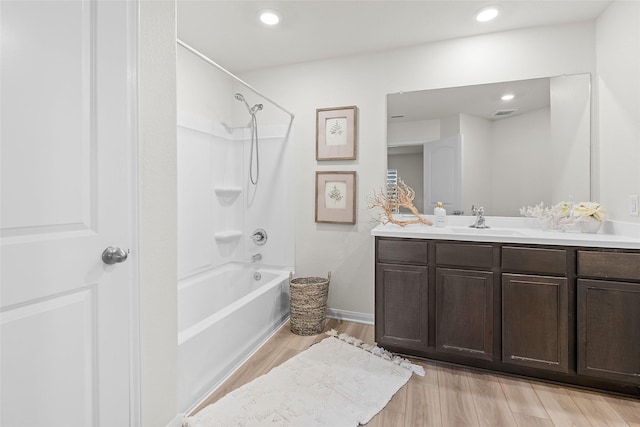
315;171;357;224
316;106;358;160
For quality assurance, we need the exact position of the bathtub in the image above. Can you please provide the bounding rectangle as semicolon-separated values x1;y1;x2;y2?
177;263;291;413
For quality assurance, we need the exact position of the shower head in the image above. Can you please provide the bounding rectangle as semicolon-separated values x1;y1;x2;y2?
234;92;252;114
235;92;262;116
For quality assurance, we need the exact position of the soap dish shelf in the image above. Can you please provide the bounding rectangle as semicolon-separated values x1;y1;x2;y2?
214;186;242;206
214;230;243;244
214;230;242;258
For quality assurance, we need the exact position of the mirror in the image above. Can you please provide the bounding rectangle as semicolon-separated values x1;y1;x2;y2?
386;74;591;216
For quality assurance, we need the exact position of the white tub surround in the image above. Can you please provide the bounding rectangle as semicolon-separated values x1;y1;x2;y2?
371;215;640;249
177;263;291;414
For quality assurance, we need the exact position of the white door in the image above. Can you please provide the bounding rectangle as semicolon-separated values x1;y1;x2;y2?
1;1;137;426
423;134;463;214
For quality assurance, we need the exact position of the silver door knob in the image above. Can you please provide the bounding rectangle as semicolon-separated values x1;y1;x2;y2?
102;246;128;265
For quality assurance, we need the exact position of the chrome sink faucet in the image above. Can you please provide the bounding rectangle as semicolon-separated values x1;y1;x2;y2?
470;205;490;229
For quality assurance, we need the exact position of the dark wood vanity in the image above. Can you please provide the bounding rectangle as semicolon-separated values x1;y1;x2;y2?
375;236;640;397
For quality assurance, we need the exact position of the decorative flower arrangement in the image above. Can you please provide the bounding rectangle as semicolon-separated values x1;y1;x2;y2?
545;201;574;230
520;200;606;232
520;201;574;230
572;202;606;222
572;202;606;233
519;202;545;219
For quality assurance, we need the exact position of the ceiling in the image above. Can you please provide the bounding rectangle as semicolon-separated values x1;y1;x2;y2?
177;1;611;74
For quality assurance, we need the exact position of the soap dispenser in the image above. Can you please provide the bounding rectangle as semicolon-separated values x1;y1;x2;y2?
434;202;446;227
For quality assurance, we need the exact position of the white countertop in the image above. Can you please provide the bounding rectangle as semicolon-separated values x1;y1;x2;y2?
371;215;640;249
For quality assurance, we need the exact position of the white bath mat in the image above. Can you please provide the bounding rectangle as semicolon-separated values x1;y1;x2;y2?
183;330;425;427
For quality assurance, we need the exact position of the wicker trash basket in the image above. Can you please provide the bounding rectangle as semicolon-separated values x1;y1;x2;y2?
289;272;331;336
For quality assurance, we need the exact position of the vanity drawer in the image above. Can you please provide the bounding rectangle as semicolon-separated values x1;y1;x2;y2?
377;238;428;265
578;251;640;281
436;243;493;269
502;246;567;276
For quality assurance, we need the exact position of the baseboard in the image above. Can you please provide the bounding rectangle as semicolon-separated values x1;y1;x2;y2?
326;308;374;325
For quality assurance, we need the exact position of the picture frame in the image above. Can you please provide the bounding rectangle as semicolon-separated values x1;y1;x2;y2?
316;106;358;160
315;171;357;224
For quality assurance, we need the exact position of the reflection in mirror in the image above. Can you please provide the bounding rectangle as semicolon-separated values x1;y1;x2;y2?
387;74;591;216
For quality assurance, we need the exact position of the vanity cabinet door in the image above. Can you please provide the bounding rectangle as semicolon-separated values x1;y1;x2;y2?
435;268;494;361
502;274;569;373
577;279;640;384
375;263;429;351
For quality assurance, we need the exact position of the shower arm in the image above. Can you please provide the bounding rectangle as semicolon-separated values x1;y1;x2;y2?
177;39;295;119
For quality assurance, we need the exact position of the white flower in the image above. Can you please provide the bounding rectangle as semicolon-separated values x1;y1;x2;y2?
520;200;578;230
573;202;606;221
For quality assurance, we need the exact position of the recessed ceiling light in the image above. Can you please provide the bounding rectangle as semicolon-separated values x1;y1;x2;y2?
501;93;515;101
475;6;500;22
259;9;280;26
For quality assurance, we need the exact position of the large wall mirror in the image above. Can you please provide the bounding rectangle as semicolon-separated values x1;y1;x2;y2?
386;73;591;216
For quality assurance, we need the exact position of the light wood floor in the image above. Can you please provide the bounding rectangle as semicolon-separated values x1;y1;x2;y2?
191;319;640;426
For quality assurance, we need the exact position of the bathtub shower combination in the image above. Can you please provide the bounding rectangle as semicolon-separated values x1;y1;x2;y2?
177;41;295;415
177;264;290;412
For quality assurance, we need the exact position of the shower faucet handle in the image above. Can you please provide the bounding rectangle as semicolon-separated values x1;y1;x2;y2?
251;228;268;246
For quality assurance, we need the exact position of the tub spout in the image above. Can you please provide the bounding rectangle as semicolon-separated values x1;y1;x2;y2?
251;253;262;263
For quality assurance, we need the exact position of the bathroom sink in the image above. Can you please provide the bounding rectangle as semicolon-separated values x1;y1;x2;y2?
449;227;527;237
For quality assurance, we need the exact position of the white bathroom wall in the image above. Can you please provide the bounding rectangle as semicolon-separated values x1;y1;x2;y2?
596;1;640;224
138;1;178;426
550;74;591;205
241;21;597;316
177;47;235;126
387;119;440;143
440;115;462;138
490;108;551;215
459;114;493;214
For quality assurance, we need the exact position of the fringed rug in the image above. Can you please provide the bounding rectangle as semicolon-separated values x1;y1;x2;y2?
183;330;425;427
